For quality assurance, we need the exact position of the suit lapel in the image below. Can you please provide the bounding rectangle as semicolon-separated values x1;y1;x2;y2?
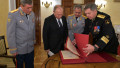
61;17;64;27
52;14;60;28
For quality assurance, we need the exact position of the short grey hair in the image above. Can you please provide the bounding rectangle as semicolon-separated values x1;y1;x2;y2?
73;4;82;11
84;3;97;11
53;5;63;12
20;0;33;6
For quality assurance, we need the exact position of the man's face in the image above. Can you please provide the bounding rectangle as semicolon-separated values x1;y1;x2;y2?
54;8;63;19
21;4;33;14
85;8;97;20
74;8;82;17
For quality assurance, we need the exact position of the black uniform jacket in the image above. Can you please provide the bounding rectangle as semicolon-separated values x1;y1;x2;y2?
83;11;119;54
43;14;68;54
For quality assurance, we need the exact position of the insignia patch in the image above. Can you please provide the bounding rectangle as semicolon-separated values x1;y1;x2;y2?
101;36;109;44
73;16;75;19
105;20;110;24
82;22;85;26
19;20;24;23
70;19;72;21
80;17;82;20
73;24;77;27
82;21;85;24
20;10;24;16
8;18;11;22
106;35;109;39
94;26;100;33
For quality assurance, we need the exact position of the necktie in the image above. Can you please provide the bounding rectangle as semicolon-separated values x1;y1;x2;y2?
26;14;28;19
58;19;62;27
76;17;78;22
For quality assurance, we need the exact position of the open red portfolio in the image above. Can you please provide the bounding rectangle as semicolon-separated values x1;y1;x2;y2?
60;33;119;64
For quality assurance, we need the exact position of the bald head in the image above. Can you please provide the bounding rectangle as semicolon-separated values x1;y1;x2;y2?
53;5;63;19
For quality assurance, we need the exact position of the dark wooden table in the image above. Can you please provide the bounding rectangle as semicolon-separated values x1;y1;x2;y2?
0;64;7;68
41;53;120;68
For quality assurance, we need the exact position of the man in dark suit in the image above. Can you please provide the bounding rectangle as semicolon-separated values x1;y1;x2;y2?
43;5;68;57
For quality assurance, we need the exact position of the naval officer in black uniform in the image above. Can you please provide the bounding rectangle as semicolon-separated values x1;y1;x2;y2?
83;3;119;55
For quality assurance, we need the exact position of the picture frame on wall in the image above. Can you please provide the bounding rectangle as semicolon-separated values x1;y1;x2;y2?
114;0;120;2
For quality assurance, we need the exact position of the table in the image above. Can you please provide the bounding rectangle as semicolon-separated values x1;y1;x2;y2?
41;53;120;68
0;64;7;68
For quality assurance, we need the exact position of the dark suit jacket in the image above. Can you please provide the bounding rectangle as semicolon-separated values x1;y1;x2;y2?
43;14;68;54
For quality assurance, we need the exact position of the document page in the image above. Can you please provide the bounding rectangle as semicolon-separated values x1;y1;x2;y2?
61;50;79;59
66;37;80;56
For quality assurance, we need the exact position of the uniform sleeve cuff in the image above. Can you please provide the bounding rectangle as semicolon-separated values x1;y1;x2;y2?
9;48;17;54
96;40;106;50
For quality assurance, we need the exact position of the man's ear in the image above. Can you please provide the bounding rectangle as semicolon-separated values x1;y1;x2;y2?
94;10;97;14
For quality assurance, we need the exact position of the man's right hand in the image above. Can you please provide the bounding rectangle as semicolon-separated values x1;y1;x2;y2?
13;53;18;56
72;39;76;46
45;49;50;53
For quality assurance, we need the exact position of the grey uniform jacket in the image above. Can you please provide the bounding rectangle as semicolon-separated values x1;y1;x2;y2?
7;7;35;54
67;14;85;42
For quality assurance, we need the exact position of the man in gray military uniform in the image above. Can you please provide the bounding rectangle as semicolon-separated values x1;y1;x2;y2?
67;4;85;46
7;0;35;68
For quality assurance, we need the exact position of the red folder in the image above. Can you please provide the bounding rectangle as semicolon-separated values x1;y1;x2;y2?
74;33;89;57
60;51;118;64
60;34;119;64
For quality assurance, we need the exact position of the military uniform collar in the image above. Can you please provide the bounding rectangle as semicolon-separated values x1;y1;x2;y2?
73;15;82;20
91;11;99;22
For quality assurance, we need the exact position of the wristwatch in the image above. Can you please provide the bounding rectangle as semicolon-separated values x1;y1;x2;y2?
93;45;98;51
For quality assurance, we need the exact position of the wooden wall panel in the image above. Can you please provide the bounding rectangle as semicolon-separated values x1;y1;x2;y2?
84;0;95;4
16;0;20;8
62;0;74;17
33;0;41;45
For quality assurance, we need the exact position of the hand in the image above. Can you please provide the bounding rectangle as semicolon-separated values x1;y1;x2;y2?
13;53;18;56
83;44;94;56
45;49;50;53
72;39;76;46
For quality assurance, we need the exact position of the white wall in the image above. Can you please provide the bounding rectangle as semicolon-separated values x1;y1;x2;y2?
41;0;61;42
99;0;120;25
9;0;16;11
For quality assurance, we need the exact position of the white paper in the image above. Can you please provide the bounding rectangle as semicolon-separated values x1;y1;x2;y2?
48;51;54;56
66;37;80;56
61;50;79;59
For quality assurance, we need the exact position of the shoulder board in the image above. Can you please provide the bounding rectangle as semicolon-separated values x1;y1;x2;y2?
97;14;106;19
68;14;74;16
82;15;87;19
10;9;18;13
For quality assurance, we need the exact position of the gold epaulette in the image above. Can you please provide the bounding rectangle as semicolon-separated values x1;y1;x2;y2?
97;14;106;19
10;9;18;13
82;15;87;19
68;14;74;16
